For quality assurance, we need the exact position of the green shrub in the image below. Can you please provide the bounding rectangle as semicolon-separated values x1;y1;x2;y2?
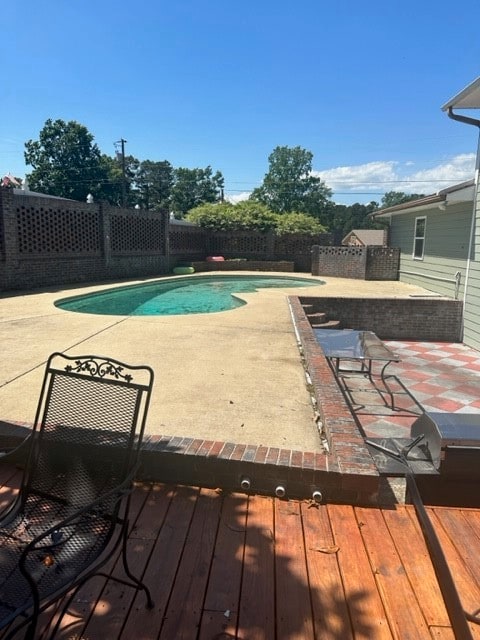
185;202;326;235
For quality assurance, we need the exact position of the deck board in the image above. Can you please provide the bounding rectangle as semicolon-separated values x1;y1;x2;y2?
237;494;275;640
1;475;480;639
275;499;315;639
121;484;200;640
356;506;431;638
382;505;450;628
158;488;222;639
328;504;393;639
198;491;247;639
301;501;354;639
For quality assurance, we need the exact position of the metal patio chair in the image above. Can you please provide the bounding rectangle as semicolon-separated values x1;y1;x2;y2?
0;353;154;639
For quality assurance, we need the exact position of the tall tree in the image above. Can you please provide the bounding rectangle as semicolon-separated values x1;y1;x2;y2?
135;160;173;210
381;191;424;208
24;119;108;201
98;153;140;206
250;145;332;217
171;166;224;218
328;201;382;238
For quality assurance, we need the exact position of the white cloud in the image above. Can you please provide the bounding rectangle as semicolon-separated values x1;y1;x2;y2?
225;191;251;204
398;154;476;193
314;161;398;191
223;154;476;206
313;154;476;203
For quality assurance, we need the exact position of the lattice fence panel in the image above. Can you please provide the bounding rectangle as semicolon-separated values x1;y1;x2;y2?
170;226;206;253
110;215;166;253
317;246;365;258
274;233;332;255
16;204;100;254
208;233;269;255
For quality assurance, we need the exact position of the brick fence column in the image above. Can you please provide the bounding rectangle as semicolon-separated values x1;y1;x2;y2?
99;202;111;267
266;231;275;260
311;245;320;275
0;188;20;288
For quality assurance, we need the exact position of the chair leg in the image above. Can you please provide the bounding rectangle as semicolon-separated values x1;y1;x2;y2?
120;520;154;609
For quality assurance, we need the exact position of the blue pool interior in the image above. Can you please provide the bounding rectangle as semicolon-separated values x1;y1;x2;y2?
55;275;324;316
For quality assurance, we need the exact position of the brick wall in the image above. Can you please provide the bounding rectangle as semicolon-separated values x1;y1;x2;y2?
191;260;294;272
288;297;380;499
2;187;399;291
311;245;400;280
169;222;207;260
295;295;463;341
366;247;400;280
0;189;169;290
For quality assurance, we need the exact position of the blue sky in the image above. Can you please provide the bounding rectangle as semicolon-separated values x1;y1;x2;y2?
2;0;480;204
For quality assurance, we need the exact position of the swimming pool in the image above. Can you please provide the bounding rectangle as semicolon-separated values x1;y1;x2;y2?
55;275;324;316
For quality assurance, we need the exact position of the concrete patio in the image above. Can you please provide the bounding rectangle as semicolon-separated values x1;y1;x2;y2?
0;273;432;449
1;272;479;504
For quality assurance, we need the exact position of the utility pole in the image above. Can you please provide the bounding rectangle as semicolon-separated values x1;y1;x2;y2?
115;138;127;207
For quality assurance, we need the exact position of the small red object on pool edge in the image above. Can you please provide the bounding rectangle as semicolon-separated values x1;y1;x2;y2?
206;256;225;262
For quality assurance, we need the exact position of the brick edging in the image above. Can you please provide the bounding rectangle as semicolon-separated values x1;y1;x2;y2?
288;296;379;486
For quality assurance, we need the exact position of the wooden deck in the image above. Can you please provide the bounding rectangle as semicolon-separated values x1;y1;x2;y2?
1;466;480;639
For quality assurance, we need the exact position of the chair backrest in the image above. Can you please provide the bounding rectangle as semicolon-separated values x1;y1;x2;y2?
22;353;154;518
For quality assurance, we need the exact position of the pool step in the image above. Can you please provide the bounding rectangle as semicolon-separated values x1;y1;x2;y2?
304;306;342;330
310;319;341;329
306;312;328;323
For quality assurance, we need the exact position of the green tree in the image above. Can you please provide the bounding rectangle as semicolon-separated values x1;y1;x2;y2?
98;153;140;206
171;166;224;218
24;119;108;201
250;145;332;217
327;201;382;239
135;160;173;210
381;191;424;208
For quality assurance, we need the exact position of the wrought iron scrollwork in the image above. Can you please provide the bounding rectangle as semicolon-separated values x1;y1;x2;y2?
65;358;133;382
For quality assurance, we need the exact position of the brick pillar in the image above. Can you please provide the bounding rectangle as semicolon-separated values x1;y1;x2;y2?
0;188;20;288
99;202;111;267
163;210;170;262
311;245;320;275
266;230;275;260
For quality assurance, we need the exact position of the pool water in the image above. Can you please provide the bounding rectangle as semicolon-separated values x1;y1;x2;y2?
55;275;323;316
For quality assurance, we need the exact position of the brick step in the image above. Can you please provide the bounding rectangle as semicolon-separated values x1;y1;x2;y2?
310;319;341;329
306;312;328;323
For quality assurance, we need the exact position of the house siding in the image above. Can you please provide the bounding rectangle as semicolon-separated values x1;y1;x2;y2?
390;202;471;300
463;184;480;351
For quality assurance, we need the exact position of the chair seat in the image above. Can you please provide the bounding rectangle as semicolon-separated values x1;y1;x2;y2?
0;491;114;628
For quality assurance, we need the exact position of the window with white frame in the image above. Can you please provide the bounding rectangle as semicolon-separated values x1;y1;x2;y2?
413;216;426;260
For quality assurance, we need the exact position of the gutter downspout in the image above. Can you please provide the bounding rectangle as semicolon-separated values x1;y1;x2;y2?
446;107;480;339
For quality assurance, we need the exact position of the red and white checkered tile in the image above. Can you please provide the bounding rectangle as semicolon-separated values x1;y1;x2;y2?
356;341;480;439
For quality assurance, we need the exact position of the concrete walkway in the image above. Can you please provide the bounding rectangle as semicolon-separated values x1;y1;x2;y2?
0;273;433;452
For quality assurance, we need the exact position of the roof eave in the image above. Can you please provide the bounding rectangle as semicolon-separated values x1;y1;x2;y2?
369;179;475;219
442;76;480;111
371;200;443;219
